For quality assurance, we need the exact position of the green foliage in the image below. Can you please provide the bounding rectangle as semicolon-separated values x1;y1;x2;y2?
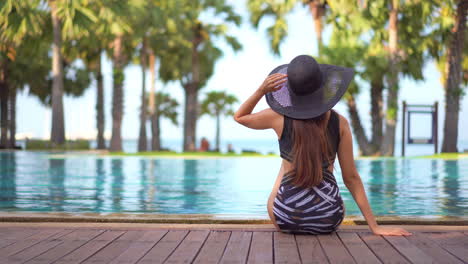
320;0;438;100
147;92;179;126
49;0;98;40
5;30;92;106
247;0;298;55
113;68;124;85
428;1;468;86
159;0;242;89
386;105;397;120
200;91;238;118
25;139;90;150
0;0;46;46
107;151;275;157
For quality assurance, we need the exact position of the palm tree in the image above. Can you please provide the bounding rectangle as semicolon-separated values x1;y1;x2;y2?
67;31;106;150
0;0;46;148
137;36;148;152
85;1;133;150
331;1;435;156
134;0;179;152
145;1;181;151
47;0;96;145
440;0;467;153
200;91;238;152
380;0;400;156
159;0;242;152
147;92;179;151
102;2;135;152
248;0;327;54
69;1;121;150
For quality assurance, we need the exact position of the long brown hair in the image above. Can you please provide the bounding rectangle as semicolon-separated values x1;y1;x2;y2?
288;111;331;188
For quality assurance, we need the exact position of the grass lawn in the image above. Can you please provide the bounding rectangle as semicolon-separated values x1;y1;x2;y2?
106;151;278;158
411;152;468;159
104;151;468;159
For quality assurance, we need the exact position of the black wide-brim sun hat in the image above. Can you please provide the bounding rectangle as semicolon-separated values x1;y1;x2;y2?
265;55;355;119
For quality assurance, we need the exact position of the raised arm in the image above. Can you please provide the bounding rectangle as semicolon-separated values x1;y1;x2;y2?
337;115;412;236
234;73;287;130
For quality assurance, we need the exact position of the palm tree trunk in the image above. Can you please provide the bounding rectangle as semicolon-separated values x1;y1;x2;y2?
308;1;325;52
370;74;384;147
96;52;105;149
138;37;148;152
50;2;66;145
183;84;198;152
0;59;10;148
110;35;124;152
441;0;467;153
148;51;159;151
153;112;161;150
183;36;201;152
0;80;8;148
346;95;376;156
215;112;220;152
8;87;16;148
381;0;399;156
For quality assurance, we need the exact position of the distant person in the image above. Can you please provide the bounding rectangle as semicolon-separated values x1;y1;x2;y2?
199;137;210;152
227;143;235;153
234;55;411;236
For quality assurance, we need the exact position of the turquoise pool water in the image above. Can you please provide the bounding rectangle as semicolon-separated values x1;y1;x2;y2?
0;151;467;217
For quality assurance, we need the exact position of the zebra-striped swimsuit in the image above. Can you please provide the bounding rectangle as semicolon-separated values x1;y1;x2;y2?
273;110;344;234
273;170;345;234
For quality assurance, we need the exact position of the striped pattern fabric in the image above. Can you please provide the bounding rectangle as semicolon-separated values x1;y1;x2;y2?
273;170;345;235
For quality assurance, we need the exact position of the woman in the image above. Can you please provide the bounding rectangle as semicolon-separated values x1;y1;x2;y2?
234;55;411;236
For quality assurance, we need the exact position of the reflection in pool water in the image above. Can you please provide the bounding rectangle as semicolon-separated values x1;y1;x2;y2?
0;152;467;217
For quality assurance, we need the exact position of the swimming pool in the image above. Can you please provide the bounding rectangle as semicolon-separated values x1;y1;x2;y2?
0;151;466;217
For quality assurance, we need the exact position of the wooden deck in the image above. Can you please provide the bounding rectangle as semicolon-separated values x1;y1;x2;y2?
0;223;466;264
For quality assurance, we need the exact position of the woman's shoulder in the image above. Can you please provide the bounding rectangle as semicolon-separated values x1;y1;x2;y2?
332;110;351;135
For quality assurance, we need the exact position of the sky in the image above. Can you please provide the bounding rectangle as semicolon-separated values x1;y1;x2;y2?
15;0;468;149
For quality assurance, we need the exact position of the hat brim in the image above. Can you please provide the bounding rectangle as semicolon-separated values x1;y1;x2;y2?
265;63;354;119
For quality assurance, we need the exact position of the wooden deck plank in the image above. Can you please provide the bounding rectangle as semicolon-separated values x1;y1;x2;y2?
406;233;464;264
0;239;17;250
193;231;231;264
425;232;468;262
0;228;40;240
247;231;273;264
384;235;435;264
4;240;63;264
24;229;105;264
137;230;188;264
0;229;39;250
0;229;69;258
219;231;252;264
337;232;381;264
54;230;126;264
108;230;167;264
358;232;410;264
273;232;301;264
318;232;355;264
81;230;146;264
295;234;329;264
0;224;466;264
163;230;210;264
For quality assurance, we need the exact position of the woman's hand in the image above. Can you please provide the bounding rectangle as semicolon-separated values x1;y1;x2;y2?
371;226;412;236
258;73;287;94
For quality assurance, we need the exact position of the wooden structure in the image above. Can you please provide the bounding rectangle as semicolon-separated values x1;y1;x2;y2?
401;101;439;156
0;223;466;263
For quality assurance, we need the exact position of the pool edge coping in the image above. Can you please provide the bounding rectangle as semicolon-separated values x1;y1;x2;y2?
0;212;466;226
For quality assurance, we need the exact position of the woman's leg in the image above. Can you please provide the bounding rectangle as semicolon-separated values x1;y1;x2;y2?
267;192;282;232
268;167;286;232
